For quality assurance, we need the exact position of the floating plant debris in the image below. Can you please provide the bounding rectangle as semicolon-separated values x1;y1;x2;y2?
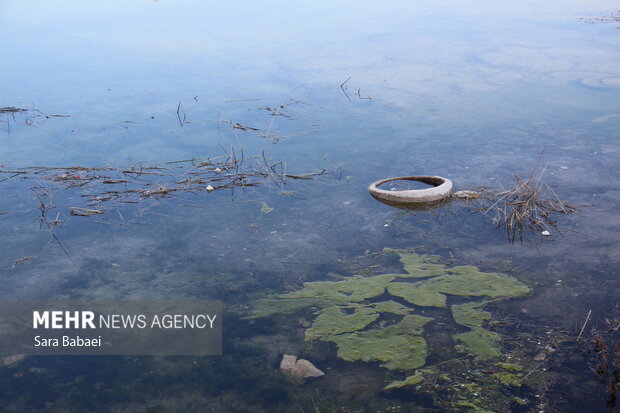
250;250;530;388
479;151;579;243
577;10;620;28
0;153;329;216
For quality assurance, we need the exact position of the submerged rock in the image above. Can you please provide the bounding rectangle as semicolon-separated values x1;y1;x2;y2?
280;354;324;379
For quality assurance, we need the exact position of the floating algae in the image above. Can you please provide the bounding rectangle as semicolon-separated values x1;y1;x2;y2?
305;307;379;340
250;250;530;383
492;372;523;387
454;400;494;413
388;268;528;308
387;282;447;307
281;273;397;302
368;300;412;315
251;297;335;318
384;371;425;390
495;362;523;372
453;328;502;361
385;248;446;278
326;315;432;370
451;301;502;360
451;301;492;328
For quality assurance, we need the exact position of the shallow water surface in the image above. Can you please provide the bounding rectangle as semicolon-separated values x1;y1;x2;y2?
1;0;620;411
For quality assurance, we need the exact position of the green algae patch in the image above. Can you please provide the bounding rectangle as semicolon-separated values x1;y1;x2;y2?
454;327;501;361
411;270;529;301
454;401;494;413
282;273;395;302
327;315;432;370
305;307;379;340
492;372;523;387
495;362;523;372
389;268;529;309
369;300;412;315
387;282;447;307
250;297;334;318
396;251;446;278
451;301;492;328
250;250;530;371
384;371;424;390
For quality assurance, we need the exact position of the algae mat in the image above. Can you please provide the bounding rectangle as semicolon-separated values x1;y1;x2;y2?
251;250;530;388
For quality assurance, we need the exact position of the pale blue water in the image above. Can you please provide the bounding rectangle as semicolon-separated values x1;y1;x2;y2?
1;0;620;411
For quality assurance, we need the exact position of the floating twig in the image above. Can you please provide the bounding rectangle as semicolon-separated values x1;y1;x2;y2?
340;76;352;101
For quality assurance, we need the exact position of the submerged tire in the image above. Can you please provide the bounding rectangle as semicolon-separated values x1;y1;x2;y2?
368;176;453;204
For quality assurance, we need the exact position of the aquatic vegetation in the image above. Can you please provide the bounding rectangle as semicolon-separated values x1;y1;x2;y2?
326;315;432;370
495;362;523;372
451;301;492;328
453;328;502;361
453;400;494;413
251;297;334;318
384;371;425;390
368;300;412;315
389;268;529;308
492;372;523;387
281;273;397;302
387;282;447;307
305;307;379;340
385;248;446;278
250;250;530;385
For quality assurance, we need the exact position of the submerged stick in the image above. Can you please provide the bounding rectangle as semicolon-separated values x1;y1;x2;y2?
520;361;545;385
577;309;592;341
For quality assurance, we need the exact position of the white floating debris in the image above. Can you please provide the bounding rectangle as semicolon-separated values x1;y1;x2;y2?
541;230;551;236
214;168;222;173
559;166;568;170
261;202;274;213
206;185;214;192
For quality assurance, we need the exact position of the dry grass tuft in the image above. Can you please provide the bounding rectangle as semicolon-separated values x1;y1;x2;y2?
482;151;578;242
486;174;576;242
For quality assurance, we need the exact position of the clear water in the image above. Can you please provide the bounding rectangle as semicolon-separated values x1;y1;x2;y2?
1;0;620;411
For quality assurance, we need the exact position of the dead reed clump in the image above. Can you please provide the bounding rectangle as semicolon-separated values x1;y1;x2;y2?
483;160;578;243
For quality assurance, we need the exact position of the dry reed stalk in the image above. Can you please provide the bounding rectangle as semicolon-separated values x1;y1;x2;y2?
483;163;577;242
